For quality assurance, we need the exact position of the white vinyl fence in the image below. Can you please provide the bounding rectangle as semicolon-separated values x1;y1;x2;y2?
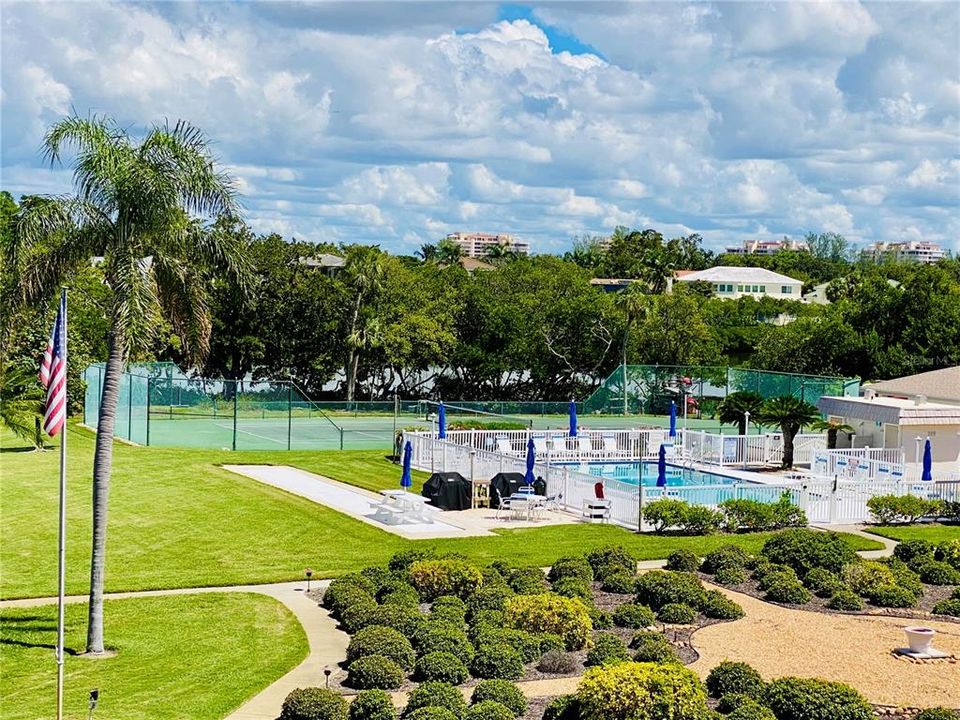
683;430;826;467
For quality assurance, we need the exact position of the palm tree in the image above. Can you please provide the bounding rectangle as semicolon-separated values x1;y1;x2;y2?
812;418;855;449
0;361;45;449
640;249;675;294
614;284;648;415
717;391;764;435
343;247;385;401
8;115;247;654
436;238;463;266
417;243;438;262
757;396;821;468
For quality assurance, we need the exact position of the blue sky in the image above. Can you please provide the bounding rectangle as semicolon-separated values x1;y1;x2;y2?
1;1;958;255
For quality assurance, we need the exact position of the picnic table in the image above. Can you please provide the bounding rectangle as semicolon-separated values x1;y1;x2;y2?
504;491;547;521
370;490;433;525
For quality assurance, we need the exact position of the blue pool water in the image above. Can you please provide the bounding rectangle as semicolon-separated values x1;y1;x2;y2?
558;461;739;487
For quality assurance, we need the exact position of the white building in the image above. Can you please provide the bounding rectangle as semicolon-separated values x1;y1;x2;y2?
674;266;803;300
861;241;947;264
862;366;960;407
445;232;530;258
724;238;808;255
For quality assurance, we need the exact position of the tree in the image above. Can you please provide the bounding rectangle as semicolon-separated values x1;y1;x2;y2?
436;238;463;266
8;115;247;654
0;361;44;448
805;232;849;262
417;243;438;262
342;246;385;401
717;391;764;435
811;418;854;449
758;396;821;468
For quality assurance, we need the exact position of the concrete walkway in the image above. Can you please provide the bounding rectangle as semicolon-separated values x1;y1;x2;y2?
814;523;897;559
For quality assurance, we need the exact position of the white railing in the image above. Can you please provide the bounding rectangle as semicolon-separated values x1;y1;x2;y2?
811;448;908;481
683;430;826;467
439;428;673;462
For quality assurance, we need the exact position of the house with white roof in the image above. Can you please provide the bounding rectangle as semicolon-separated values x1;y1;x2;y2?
675;266;804;300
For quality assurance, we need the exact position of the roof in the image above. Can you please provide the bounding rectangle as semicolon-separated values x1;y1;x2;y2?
675;266;803;285
299;253;345;268
817;395;960;426
589;278;642;286
863;366;960;405
457;257;495;272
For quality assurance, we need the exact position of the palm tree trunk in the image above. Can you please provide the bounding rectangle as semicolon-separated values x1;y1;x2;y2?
85;326;124;654
782;425;795;469
345;296;361;402
827;428;838;450
738;418;747;436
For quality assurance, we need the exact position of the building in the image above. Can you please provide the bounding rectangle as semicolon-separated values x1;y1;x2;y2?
298;253;345;276
589;278;645;293
724;238;808;256
861;241;947;264
674;266;803;299
445;232;530;258
862;366;960;407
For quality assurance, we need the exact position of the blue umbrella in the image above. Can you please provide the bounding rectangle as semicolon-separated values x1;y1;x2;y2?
656;444;667;487
437;402;446;439
524;435;536;486
669;401;677;438
921;438;933;481
568;399;578;437
400;441;413;489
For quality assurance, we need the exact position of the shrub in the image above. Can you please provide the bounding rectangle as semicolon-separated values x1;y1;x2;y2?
843;561;895;597
505;566;547;594
629;630;679;663
914;558;960;585
475;628;541;664
764;677;872;720
756;567;799;593
541;695;581;720
347;655;406;690
470;643;524;680
681;505;724;535
587;545;637;579
538;649;578;674
932;599;960;617
826;590;863;611
713;566;747;586
640;498;689;533
866;494;935;525
612;602;655;628
410;560;484;601
719;499;774;532
467;586;515;617
727;700;776;720
701;590;744;620
665;549;701;572
548;556;594;584
537;633;565;654
412;625;475;664
415;652;469;685
340;597;380;633
802;568;843;598
635;571;707;610
702;545;752;574
464;702;513;720
914;709;960;720
761;529;857;575
764;579;811;605
551;576;593;602
379;582;422;607
347;626;416;671
471;679;527;717
576;661;709;720
349;689;397;720
431;595;467;620
504;594;593;650
705;660;765;699
389;549;437;574
893;539;935;563
866;584;917;608
371;605;428;638
657;602;696;624
468;611;506;642
936;539;960;570
404;709;457;720
881;558;924;597
769;492;808;529
280;688;349;720
601;572;638;594
938;501;960;522
325;583;377;619
585;632;630;666
404;682;468;719
748;559;779;582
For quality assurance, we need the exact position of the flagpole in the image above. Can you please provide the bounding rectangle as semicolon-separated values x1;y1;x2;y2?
56;287;67;720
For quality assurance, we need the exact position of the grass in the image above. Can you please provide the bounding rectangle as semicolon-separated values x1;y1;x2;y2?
864;524;960;544
0;592;307;720
0;424;882;598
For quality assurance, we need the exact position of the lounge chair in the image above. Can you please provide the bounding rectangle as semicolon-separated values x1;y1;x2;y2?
532;435;548;455
601;433;626;457
583;481;611;522
549;435;568;454
577;435;594;457
495;436;514;455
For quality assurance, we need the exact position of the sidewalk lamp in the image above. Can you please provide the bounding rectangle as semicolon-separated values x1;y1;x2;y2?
88;689;99;720
305;568;313;593
324;667;332;688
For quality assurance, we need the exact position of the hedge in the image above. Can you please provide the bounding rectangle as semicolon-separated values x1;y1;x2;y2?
764;677;872;720
346;626;416;671
503;593;593;650
705;661;765;699
349;690;397;720
347;655;406;690
470;679;527;717
576;661;709;720
280;688;349;720
404;682;468;719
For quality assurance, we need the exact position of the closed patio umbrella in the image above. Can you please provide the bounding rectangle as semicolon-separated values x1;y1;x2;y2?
569;399;578;437
669;400;677;438
524;435;536;486
657;444;667;487
922;438;933;481
401;440;413;489
437;402;446;439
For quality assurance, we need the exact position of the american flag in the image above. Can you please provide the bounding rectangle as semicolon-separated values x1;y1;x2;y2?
39;294;67;437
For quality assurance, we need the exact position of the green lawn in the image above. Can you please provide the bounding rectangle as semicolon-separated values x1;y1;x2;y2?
0;592;306;720
864;524;960;544
0;425;882;598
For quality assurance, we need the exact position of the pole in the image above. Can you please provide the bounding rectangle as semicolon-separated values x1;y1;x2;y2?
56;287;67;720
622;346;628;416
392;394;398;458
287;385;292;451
145;377;151;446
232;381;238;451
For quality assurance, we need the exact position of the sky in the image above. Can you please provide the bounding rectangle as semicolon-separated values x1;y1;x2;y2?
2;1;958;255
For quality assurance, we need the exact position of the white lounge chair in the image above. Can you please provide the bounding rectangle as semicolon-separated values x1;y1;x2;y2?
532;435;548;455
549;436;568;454
577;435;594;457
495;435;514;455
601;433;625;457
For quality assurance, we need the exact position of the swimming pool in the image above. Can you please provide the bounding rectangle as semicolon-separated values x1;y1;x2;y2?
558;460;739;487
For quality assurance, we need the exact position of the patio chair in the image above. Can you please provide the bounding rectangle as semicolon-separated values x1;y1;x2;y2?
577;435;594;457
495;435;513;455
492;486;513;520
583;481;611;522
532;435;548;455
549;435;568;454
601;433;626;457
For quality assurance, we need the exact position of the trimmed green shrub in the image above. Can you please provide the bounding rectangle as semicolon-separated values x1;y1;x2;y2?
325;583;377;619
347;655;406;690
769;492;808;529
412;625;475;664
340;598;379;634
468;611;506;642
467;586;515;618
802;568;843;598
280;688;349;720
702;545;752;574
551;576;593;602
370;605;428;638
914;558;960;585
431;596;467;619
716;693;756;713
405;709;457;720
587;545;637;579
866;494;936;525
541;695;581;720
665;549;700;573
404;682;467;719
471;679;527;717
576;661;709;719
706;660;765;699
932;599;960;617
612;602;655;628
764;579;811;605
548;556;594;584
538;649;578;674
475;628;542;664
635;570;707;610
727;700;776;720
389;549;437;574
601;572;637;594
757;568;799;593
914;709;960;720
761;529;857;575
629;630;678;663
585;632;630;666
954;586;960;600
409;560;484;601
349;689;397;720
936;539;960;570
713;566;747;586
881;558;924;597
748;559;780;582
415;652;469;685
359;566;393;592
504;593;593;650
764;677;872;720
657;602;696;624
826;590;863;611
379;582;422;607
893;539;935;563
680;505;723;535
843;561;896;597
537;633;565;655
347;626;416;671
463;702;513;720
719;499;774;532
505;566;547;595
640;498;689;533
866;584;917;608
701;590;744;620
594;610;613;629
470;643;524;680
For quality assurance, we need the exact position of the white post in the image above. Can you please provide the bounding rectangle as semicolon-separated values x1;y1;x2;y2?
915;436;922;465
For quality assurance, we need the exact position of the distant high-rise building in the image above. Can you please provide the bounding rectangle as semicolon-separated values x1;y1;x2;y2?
861;241;947;264
445;232;530;258
724;238;808;255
